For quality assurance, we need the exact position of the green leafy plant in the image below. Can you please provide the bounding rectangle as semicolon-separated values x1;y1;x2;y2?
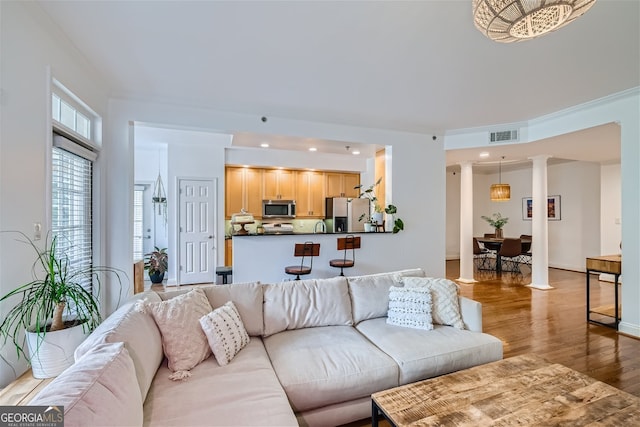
144;247;168;275
354;177;383;213
481;213;509;229
0;231;124;364
384;204;404;234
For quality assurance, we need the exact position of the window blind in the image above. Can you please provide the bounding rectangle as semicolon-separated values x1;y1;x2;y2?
133;186;144;260
52;134;94;293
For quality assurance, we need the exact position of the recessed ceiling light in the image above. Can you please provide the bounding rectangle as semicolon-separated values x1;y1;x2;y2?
352;151;360;155
309;147;317;152
260;143;269;148
479;152;490;158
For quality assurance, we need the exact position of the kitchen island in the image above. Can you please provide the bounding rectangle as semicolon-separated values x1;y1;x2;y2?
233;232;418;283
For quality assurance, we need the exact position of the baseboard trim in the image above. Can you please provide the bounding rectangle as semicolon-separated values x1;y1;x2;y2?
618;322;640;339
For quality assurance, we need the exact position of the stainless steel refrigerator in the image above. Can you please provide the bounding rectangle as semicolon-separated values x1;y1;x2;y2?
325;197;370;233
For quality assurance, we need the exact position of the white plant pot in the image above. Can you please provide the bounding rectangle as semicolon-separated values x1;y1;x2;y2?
364;223;375;232
26;321;90;378
372;212;384;225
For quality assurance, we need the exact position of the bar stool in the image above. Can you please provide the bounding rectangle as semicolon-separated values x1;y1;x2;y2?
285;242;320;280
329;235;361;276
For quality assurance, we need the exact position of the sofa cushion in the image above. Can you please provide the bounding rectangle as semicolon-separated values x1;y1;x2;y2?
74;291;163;400
263;276;352;337
356;317;503;384
143;288;212;380
387;286;433;330
200;301;250;366
401;276;465;329
347;268;426;324
30;342;142;427
158;281;264;336
263;326;398;412
144;338;297;426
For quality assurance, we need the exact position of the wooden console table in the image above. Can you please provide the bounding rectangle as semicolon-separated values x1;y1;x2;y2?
586;254;622;330
0;370;51;406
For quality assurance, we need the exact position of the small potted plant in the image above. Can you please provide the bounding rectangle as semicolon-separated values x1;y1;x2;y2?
144;247;168;284
481;213;509;238
354;178;404;233
0;231;124;378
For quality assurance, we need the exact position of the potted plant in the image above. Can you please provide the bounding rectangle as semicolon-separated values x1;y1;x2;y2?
144;246;168;284
0;231;124;378
481;213;509;238
354;178;405;233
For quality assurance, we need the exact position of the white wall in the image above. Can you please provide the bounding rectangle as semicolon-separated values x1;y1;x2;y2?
0;2;111;387
601;163;622;255
226;147;368;172
134;127;232;284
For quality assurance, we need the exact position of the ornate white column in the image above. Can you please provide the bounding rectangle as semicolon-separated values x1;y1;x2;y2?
528;154;553;290
457;162;476;283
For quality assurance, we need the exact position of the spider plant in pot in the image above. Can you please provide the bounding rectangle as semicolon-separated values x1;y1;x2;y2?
144;247;168;284
0;231;124;378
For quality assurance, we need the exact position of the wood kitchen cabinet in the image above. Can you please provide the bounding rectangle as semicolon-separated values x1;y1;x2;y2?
295;170;325;218
325;172;360;198
263;169;295;200
225;167;263;218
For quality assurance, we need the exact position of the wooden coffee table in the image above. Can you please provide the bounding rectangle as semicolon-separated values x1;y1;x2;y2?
372;354;640;426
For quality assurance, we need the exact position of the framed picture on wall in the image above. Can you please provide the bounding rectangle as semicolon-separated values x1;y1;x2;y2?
522;195;561;221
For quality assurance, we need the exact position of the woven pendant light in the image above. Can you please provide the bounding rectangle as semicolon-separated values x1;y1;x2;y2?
490;157;510;201
472;0;597;43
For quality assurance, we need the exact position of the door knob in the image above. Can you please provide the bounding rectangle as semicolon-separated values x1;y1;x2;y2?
208;235;213;239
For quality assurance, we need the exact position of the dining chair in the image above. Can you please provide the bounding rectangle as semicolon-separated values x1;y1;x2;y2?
285;242;320;280
519;234;532;267
473;238;491;270
498;238;523;273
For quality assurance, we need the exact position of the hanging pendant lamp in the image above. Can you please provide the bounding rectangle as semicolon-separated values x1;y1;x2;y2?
472;0;597;43
490;157;511;201
152;171;168;224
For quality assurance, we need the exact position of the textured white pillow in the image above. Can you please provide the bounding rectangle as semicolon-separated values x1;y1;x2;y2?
141;288;212;380
200;301;250;366
401;277;465;329
387;286;433;330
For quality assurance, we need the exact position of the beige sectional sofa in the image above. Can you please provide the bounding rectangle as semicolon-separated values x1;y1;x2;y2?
29;269;503;427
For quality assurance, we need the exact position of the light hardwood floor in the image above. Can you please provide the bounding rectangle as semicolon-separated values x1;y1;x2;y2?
340;261;640;427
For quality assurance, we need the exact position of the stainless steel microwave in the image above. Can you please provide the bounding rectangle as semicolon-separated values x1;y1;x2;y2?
262;200;296;219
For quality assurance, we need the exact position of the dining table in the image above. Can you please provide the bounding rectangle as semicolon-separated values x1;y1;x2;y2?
475;236;532;273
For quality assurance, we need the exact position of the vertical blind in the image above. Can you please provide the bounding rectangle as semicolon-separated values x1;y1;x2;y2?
133;186;144;260
52;134;95;292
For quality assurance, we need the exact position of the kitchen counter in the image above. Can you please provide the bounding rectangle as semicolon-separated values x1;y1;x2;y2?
232;232;407;284
231;231;391;237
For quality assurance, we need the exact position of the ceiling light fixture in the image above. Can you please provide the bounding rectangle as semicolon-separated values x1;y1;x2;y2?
260;143;269;148
352;150;360;155
479;151;490;158
309;147;317;152
472;0;596;43
490;156;511;201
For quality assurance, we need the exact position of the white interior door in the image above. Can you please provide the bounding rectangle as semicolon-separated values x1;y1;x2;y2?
179;178;216;285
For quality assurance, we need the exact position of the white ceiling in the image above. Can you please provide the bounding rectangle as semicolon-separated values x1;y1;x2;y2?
36;0;638;164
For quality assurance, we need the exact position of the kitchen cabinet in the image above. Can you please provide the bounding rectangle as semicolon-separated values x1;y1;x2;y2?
263;169;295;200
225;238;232;266
326;172;360;198
295;171;325;217
225;167;263;218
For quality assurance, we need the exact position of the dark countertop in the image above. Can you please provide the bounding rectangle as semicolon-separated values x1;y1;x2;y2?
231;231;391;237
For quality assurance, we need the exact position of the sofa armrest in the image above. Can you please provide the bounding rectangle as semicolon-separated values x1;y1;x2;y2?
459;296;482;332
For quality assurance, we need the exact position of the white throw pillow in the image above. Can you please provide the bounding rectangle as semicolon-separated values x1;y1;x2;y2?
387;286;433;330
140;288;212;380
401;277;465;329
200;301;250;366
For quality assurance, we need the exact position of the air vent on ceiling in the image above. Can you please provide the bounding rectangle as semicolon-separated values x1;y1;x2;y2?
489;129;519;143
